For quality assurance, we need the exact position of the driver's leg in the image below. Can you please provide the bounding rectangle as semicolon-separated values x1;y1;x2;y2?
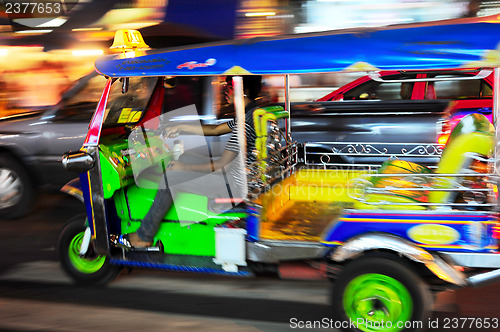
136;188;173;244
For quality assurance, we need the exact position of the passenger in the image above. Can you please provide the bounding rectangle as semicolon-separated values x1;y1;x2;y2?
400;82;413;100
461;0;481;18
117;75;265;249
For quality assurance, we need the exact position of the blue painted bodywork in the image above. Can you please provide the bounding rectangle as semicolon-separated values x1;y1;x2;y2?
323;210;498;252
96;22;500;77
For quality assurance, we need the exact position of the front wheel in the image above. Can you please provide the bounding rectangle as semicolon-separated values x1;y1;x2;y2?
58;215;121;286
331;256;432;332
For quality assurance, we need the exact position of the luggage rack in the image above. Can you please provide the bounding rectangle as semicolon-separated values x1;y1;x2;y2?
246;106;298;200
347;154;498;210
304;141;444;169
247;142;298;200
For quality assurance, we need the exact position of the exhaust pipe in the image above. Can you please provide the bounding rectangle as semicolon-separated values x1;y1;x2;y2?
468;268;500;288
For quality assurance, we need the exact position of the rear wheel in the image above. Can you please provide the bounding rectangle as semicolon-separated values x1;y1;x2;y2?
332;256;432;332
0;154;34;219
58;215;121;286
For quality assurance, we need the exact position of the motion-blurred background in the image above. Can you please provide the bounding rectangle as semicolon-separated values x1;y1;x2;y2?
2;3;500;330
1;0;500;118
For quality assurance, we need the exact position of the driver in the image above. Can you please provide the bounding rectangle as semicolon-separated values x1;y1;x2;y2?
117;75;265;249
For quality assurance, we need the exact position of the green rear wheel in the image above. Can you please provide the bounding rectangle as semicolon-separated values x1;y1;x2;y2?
332;256;432;332
58;215;121;286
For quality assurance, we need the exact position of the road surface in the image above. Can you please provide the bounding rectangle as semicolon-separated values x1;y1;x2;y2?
1;191;500;331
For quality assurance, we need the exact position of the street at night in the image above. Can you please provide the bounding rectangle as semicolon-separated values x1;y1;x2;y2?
3;2;500;331
1;191;500;331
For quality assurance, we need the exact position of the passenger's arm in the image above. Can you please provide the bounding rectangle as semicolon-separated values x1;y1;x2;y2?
200;122;232;136
168;149;237;172
166;122;232;137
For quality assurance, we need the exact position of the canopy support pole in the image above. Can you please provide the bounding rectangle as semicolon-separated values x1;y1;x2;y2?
494;68;499;132
494;68;500;210
232;76;248;196
285;74;291;133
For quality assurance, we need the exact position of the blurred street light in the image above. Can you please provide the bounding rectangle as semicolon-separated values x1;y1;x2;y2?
245;12;277;17
71;49;104;56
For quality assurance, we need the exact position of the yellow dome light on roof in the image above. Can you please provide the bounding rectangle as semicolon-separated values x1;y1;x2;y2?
222;66;253;75
110;29;149;52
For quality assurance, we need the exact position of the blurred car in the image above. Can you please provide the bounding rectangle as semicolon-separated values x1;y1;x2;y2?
317;68;494;144
0;74;228;219
0;72;105;218
289;99;450;166
0;69;485;218
319;68;493;104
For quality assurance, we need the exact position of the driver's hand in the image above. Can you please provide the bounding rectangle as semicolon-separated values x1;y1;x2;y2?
163;125;180;138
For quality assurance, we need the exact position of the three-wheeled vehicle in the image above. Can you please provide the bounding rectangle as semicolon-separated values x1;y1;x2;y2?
58;21;500;331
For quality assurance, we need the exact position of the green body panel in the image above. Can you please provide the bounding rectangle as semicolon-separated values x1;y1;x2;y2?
99;152;123;199
99;138;133;199
116;187;246;256
126;187;211;221
113;189;130;219
122;219;217;255
120;213;246;256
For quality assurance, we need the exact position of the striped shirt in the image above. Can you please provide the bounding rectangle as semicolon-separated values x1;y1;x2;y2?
225;108;257;192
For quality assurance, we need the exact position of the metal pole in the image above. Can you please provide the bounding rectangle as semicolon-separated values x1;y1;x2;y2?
285;74;291;133
232;76;248;196
203;76;215;124
494;67;500;176
494;67;500;211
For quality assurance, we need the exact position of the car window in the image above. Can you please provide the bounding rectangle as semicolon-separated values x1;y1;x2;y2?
103;77;158;127
64;75;106;107
53;75;106;122
343;74;416;100
431;75;492;99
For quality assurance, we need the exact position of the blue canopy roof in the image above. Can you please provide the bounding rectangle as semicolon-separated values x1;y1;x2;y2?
95;19;500;77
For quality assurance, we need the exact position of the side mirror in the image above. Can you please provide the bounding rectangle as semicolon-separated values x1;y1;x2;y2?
163;76;176;89
62;151;95;173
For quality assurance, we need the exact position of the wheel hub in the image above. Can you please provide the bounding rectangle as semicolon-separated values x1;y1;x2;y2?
0;167;23;209
69;232;106;273
343;273;413;332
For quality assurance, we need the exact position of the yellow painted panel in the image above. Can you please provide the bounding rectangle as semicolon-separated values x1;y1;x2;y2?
260;200;343;241
288;185;354;202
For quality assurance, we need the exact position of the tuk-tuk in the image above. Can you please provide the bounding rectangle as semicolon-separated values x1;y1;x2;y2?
58;21;500;332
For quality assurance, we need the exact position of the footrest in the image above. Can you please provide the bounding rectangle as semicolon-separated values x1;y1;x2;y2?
110;254;252;276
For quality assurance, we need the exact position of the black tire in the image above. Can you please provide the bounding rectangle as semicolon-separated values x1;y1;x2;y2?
332;256;432;332
0;154;34;219
58;215;121;286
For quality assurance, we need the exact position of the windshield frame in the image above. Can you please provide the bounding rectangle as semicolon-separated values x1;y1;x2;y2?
101;76;158;129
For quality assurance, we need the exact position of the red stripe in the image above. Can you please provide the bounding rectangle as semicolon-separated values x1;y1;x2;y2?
84;78;112;146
